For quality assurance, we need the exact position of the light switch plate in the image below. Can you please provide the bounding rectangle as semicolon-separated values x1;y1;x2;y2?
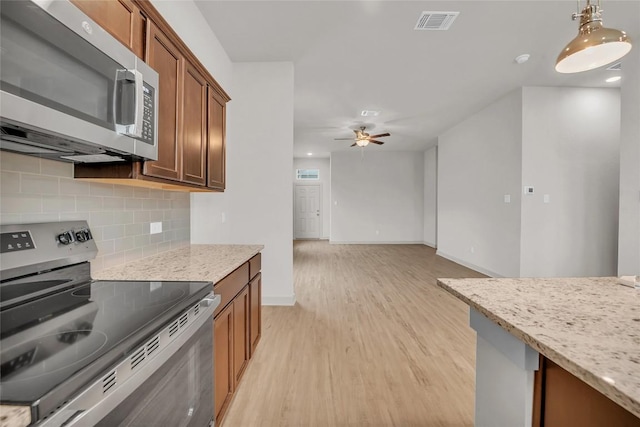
504;194;511;203
150;222;162;234
524;186;534;195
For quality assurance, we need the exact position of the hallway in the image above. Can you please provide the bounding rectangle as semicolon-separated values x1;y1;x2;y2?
223;241;485;426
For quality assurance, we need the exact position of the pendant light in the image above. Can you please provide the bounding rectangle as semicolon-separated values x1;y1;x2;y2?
556;0;632;73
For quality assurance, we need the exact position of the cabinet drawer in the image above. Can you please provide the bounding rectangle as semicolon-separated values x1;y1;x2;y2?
214;263;249;317
249;253;261;279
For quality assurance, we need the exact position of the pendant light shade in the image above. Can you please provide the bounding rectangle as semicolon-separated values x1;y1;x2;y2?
556;1;632;73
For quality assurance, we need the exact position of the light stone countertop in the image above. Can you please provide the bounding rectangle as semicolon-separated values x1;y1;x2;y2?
93;244;263;283
437;277;640;419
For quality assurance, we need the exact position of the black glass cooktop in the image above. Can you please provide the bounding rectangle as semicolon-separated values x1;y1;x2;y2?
0;279;211;413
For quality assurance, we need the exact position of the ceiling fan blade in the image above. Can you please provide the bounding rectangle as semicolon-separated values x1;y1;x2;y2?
350;142;357;147
368;140;384;145
334;138;355;140
368;133;390;138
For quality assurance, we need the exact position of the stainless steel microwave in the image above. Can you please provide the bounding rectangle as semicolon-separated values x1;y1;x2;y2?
0;0;159;163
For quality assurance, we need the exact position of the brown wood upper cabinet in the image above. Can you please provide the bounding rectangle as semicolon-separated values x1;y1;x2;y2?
182;63;207;186
71;0;145;58
207;87;226;190
72;0;230;192
143;20;182;182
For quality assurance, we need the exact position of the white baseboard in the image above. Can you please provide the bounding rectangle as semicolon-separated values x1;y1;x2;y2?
423;241;436;248
329;240;424;245
262;294;297;306
435;250;503;278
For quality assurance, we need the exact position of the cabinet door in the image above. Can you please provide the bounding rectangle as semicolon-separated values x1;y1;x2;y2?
181;63;207;186
214;303;234;424
233;285;250;387
539;358;640;427
249;273;262;356
143;21;182;181
71;0;144;58
207;87;226;190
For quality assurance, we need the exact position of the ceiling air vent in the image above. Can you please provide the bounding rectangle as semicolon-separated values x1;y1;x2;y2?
414;11;459;30
606;62;622;71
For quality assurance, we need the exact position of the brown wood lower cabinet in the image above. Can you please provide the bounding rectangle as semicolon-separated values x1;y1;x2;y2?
214;302;234;423
249;273;262;355
233;285;250;386
213;256;262;426
534;356;640;427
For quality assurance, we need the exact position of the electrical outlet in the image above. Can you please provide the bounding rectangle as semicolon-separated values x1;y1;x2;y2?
504;194;511;203
150;222;162;234
544;194;550;204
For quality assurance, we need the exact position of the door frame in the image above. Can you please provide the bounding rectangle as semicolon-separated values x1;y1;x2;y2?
293;183;322;240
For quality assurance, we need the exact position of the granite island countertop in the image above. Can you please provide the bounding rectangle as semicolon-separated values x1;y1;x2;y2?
437;277;640;419
93;244;263;283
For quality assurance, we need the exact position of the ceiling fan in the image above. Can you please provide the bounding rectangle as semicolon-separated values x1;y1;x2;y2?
334;126;390;147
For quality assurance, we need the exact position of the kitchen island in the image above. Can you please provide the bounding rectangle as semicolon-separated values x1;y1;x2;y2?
437;277;640;427
95;244;264;425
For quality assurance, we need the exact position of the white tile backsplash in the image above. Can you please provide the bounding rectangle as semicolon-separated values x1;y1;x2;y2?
0;151;190;272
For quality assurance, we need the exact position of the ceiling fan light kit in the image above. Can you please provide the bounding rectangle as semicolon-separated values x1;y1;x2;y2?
334;126;390;148
555;0;632;73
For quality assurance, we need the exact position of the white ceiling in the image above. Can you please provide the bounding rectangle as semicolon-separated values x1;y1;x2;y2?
196;1;640;158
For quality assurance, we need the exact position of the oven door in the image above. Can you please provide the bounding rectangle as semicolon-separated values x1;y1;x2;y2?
39;294;219;427
96;318;214;427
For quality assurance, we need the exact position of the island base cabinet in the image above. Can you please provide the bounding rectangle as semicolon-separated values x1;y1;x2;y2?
534;357;640;427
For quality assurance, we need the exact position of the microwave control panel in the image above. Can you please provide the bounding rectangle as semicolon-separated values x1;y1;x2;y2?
140;83;155;146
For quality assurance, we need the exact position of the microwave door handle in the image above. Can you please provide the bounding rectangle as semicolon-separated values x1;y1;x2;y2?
115;69;143;138
131;69;144;138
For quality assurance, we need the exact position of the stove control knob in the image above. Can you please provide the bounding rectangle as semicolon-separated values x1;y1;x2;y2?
57;231;75;245
75;229;93;242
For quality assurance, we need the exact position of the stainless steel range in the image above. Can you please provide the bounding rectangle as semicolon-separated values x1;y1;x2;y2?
0;221;220;426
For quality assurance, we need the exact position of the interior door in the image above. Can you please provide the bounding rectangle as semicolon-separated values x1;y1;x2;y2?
294;184;321;239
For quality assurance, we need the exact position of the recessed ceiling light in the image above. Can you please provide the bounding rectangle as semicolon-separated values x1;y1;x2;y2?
361;110;380;117
514;54;530;64
605;76;621;83
307;152;313;156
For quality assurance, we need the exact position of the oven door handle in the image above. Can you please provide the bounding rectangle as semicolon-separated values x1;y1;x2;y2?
40;292;220;427
201;292;218;307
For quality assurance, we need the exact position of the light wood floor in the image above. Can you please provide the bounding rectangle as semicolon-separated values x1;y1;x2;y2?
223;241;486;427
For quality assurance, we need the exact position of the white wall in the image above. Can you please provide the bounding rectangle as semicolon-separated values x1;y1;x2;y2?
520;87;620;277
191;62;295;305
423;147;437;247
152;4;295;304
437;90;523;277
330;151;423;243
150;0;232;93
293;157;330;239
618;47;640;276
